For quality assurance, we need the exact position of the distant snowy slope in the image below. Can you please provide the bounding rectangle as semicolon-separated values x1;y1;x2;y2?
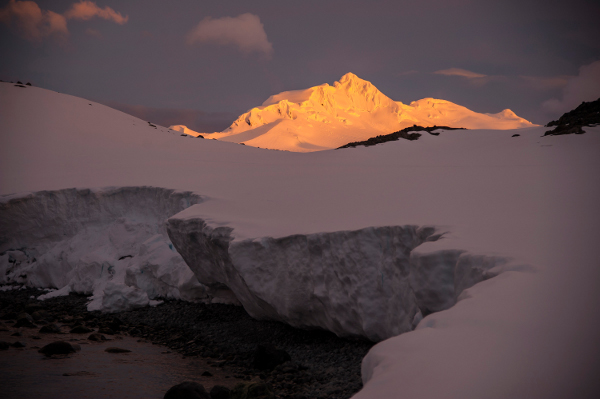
202;73;535;151
1;82;599;398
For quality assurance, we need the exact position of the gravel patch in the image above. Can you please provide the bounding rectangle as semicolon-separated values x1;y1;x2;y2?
0;286;373;399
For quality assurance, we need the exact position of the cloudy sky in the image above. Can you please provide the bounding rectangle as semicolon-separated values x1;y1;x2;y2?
1;0;599;131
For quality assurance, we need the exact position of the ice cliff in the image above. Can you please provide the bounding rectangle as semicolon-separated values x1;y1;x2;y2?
0;187;208;312
1;185;506;341
167;216;506;342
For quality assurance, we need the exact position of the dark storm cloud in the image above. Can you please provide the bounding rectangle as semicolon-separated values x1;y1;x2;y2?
1;0;599;127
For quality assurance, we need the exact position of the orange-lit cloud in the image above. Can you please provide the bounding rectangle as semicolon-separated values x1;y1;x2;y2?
543;60;600;114
0;1;127;42
187;13;273;57
65;1;128;25
0;0;67;41
434;68;487;79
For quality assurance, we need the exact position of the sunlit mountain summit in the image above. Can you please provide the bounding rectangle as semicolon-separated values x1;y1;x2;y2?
173;73;536;152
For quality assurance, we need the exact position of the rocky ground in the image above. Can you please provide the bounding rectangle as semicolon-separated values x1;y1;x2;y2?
0;286;374;399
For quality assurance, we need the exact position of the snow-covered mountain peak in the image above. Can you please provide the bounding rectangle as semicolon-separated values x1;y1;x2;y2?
198;73;537;152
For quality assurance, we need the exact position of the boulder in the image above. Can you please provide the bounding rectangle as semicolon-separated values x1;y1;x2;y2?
253;344;291;370
38;341;81;356
230;382;274;399
164;381;210;399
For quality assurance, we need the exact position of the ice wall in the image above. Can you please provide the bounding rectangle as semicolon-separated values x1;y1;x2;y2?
168;217;505;341
0;187;208;311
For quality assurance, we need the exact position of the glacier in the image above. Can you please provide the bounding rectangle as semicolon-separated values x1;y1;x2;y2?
0;186;208;312
167;217;506;341
0;184;506;341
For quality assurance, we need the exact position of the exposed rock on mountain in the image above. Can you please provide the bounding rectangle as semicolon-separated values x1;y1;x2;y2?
544;98;600;136
338;125;466;149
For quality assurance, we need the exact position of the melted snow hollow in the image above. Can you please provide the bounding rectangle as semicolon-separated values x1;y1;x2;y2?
182;73;536;152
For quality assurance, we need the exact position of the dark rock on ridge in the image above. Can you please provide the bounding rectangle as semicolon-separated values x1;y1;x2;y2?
545;98;600;136
338;125;466;149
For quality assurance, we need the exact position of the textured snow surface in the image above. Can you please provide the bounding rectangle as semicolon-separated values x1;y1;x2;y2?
1;82;599;397
203;73;536;151
0;187;208;312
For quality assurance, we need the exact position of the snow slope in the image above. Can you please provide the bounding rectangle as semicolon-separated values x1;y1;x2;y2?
1;82;599;397
197;73;535;152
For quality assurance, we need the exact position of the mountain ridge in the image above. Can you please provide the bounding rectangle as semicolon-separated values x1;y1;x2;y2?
172;73;536;152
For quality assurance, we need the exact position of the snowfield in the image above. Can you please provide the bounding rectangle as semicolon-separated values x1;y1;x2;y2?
1;82;599;397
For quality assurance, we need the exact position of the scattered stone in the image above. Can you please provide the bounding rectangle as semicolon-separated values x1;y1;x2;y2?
11;341;26;348
253;344;291;370
63;371;96;376
11;332;22;337
88;333;106;341
512;134;520;137
70;325;93;334
98;327;115;335
105;347;131;353
201;371;213;377
210;385;231;399
163;381;211;399
14;313;36;328
31;335;41;340
230;382;274;399
0;341;9;350
39;341;81;356
39;323;62;334
0;322;9;332
32;310;50;321
1;312;18;320
25;303;43;314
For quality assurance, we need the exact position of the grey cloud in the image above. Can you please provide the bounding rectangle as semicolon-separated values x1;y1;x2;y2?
186;13;273;57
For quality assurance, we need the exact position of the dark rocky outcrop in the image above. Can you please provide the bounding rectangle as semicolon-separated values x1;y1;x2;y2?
164;381;211;399
338;125;466;149
545;98;600;136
